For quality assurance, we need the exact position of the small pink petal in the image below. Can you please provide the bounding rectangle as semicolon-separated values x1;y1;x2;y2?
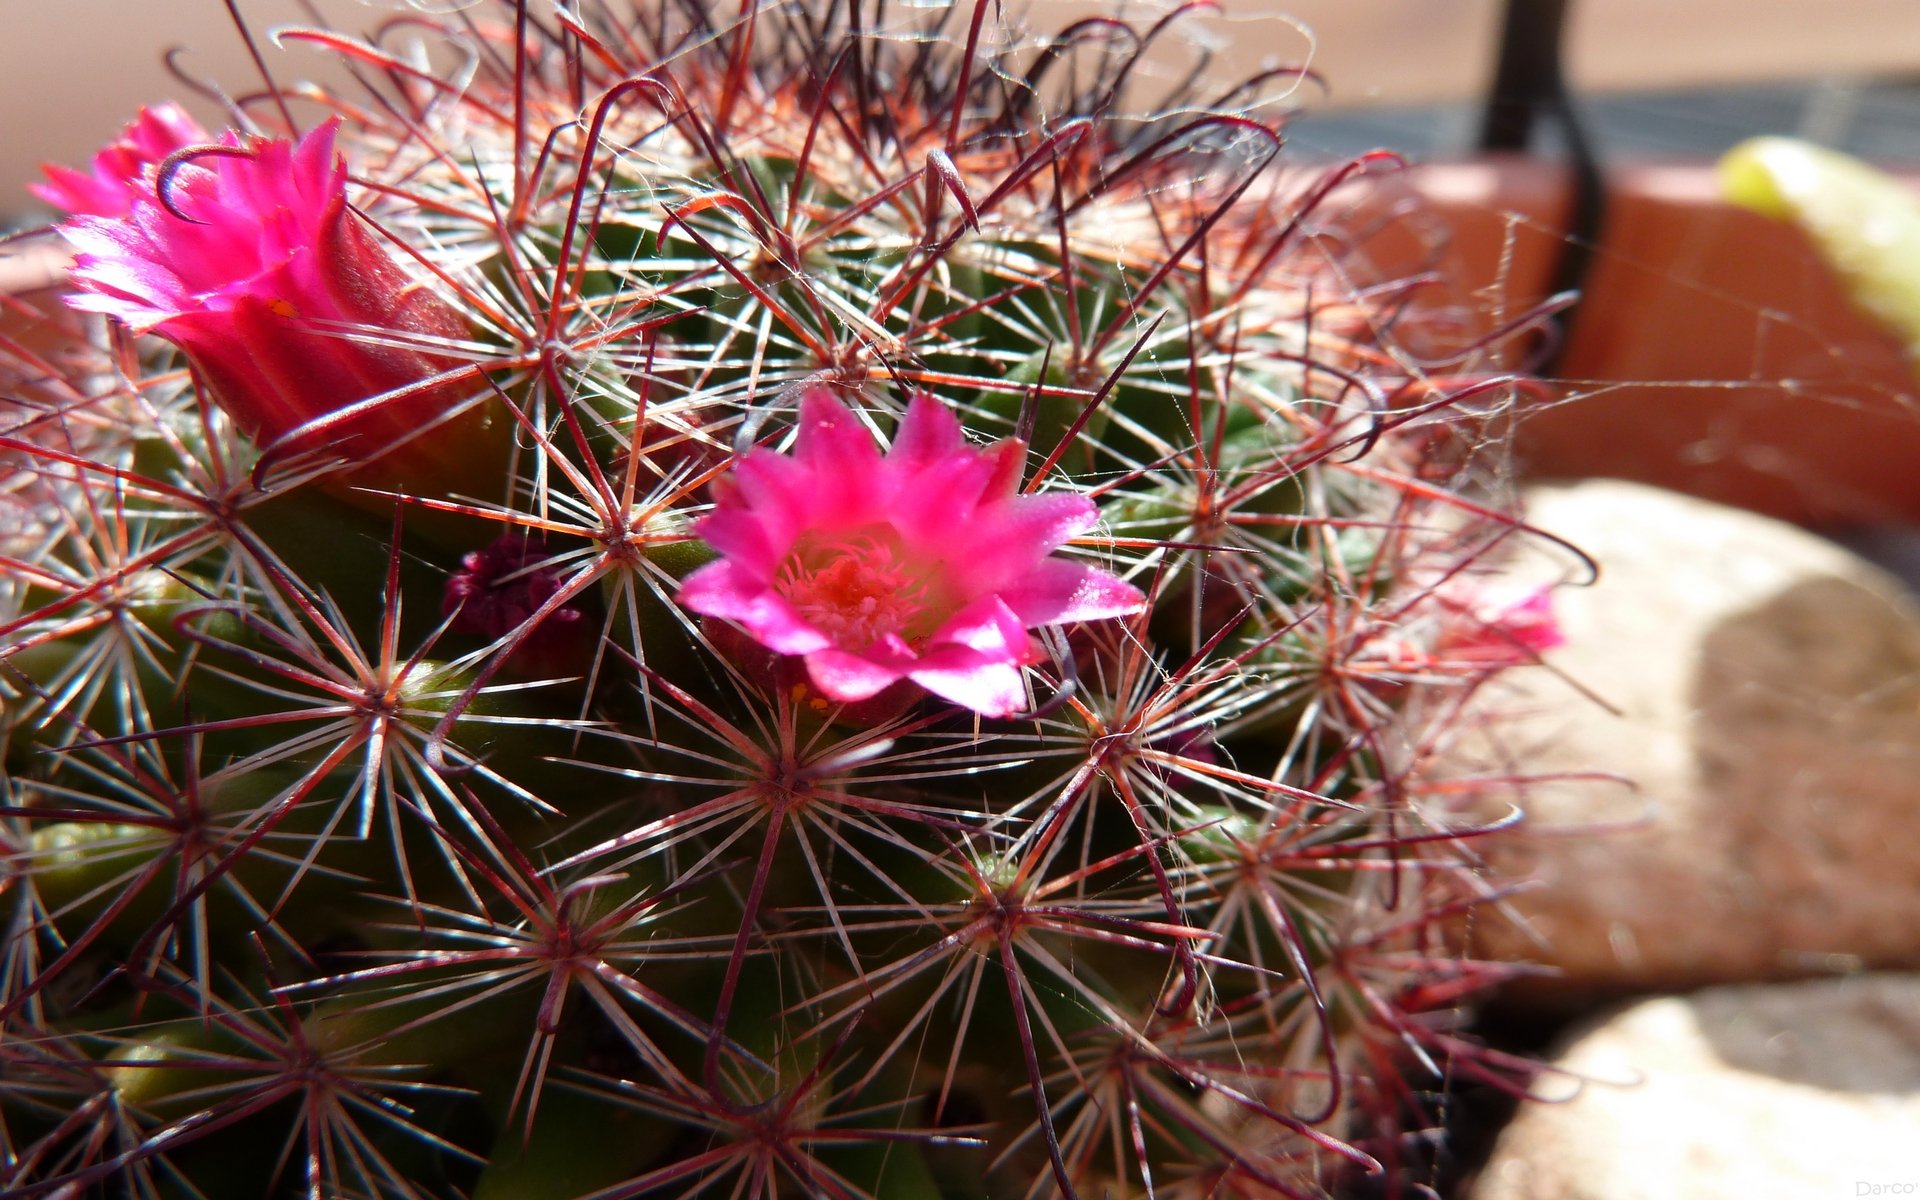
946;493;1097;594
723;451;813;548
805;644;913;702
910;652;1028;717
974;438;1026;505
33;103;209;218
996;558;1146;625
1497;589;1566;652
886;391;967;472
885;450;1001;545
694;507;786;576
680;562;831;655
795;389;884;478
933;595;1034;662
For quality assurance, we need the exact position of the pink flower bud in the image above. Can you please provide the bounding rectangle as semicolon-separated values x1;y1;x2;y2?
54;118;482;482
443;535;592;681
1432;582;1566;663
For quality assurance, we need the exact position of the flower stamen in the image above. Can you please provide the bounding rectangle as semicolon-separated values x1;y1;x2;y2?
776;532;938;650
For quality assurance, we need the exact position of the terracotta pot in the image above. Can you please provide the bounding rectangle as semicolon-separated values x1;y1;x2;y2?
1407;157;1920;526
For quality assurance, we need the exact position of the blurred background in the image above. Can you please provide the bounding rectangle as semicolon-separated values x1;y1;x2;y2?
3;0;1918;194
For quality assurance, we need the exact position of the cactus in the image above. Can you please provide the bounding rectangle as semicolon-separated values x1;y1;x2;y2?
1;1;1557;1196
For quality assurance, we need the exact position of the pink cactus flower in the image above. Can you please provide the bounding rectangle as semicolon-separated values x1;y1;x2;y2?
32;103;208;218
55;118;473;472
680;389;1146;717
1433;581;1565;663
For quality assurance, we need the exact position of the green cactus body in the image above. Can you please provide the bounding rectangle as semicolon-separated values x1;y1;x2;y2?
1;1;1557;1196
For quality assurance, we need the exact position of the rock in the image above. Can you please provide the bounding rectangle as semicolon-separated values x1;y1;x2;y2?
1470;975;1920;1200
1445;480;1920;997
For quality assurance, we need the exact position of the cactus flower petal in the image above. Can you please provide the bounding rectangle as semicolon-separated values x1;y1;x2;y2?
54;118;475;472
996;557;1154;625
32;103;208;218
1434;582;1566;662
681;389;1145;716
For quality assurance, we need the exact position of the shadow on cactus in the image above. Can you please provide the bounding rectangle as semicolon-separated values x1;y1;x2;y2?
1;1;1570;1196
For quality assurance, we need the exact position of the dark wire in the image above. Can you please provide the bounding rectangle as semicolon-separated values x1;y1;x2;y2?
1477;0;1605;366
